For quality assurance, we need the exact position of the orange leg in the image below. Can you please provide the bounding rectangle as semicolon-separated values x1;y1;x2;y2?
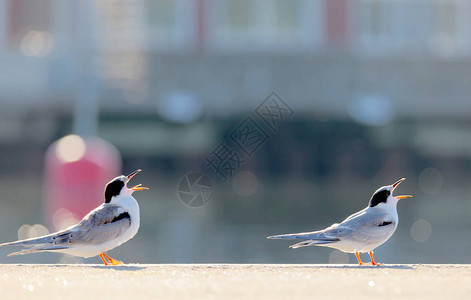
99;253;109;265
102;252;123;265
369;251;381;266
355;252;364;265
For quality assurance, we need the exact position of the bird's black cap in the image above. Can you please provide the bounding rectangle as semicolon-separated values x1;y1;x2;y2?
104;178;125;203
369;188;390;207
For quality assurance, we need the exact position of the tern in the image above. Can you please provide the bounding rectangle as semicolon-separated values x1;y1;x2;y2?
268;178;412;265
0;169;148;265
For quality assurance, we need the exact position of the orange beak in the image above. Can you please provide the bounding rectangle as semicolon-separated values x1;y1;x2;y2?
131;184;149;191
126;169;149;191
392;178;412;199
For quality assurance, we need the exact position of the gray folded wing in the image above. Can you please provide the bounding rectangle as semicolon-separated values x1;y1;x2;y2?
336;209;395;243
71;204;132;245
0;204;132;255
267;208;394;247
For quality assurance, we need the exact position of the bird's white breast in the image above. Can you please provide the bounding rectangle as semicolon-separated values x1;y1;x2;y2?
62;195;141;258
327;205;399;253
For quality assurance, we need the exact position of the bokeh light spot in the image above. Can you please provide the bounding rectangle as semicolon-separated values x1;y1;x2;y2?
55;135;86;163
232;170;259;197
17;224;31;240
20;31;54;57
28;224;50;238
418;167;443;194
157;91;202;124
410;219;432;243
53;208;79;230
349;95;394;126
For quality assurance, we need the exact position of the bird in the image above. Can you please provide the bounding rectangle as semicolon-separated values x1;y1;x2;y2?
0;169;148;265
267;178;412;265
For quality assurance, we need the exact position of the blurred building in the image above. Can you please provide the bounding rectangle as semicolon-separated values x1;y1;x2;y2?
1;0;470;172
1;0;470;114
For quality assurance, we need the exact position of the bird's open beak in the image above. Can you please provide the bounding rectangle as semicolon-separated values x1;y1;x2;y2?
392;178;405;190
131;184;149;191
392;178;412;199
127;169;142;180
126;169;149;191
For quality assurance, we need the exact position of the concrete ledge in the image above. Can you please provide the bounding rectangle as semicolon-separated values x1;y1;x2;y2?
1;264;470;299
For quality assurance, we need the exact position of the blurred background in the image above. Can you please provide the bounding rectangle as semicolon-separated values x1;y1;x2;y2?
0;0;470;264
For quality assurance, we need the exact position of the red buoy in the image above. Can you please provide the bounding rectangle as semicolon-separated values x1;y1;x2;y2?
43;135;121;230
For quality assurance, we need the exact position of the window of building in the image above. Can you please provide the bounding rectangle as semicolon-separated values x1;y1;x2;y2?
430;0;470;56
353;0;471;57
146;0;196;50
206;0;323;51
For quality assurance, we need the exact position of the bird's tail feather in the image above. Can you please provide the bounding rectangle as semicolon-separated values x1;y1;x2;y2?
289;240;336;249
8;245;69;256
267;230;335;241
0;231;66;247
268;228;340;249
268;232;319;240
0;237;50;247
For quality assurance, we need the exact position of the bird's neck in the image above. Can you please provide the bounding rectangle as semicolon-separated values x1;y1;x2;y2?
374;202;399;222
111;195;139;211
